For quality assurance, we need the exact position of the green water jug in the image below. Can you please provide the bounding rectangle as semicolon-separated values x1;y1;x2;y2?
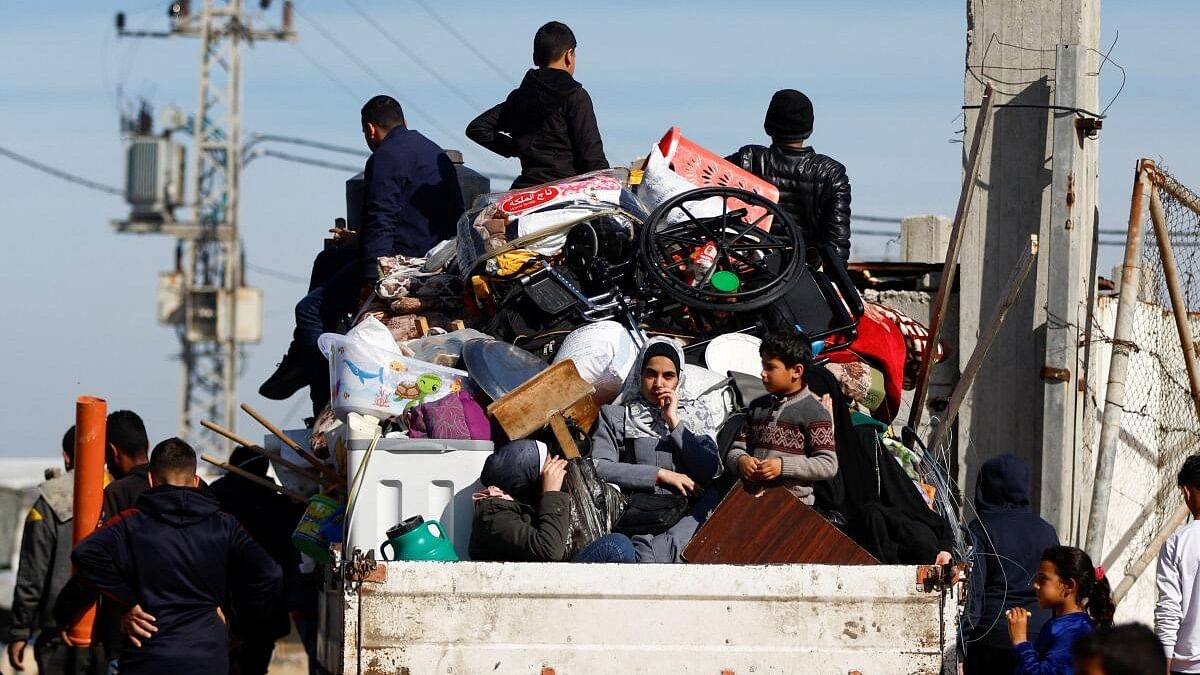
379;515;459;562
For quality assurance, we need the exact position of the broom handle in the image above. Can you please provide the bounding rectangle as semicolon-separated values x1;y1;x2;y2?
200;454;309;504
239;403;345;486
200;420;331;487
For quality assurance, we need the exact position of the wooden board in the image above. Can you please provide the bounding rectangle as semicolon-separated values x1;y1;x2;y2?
683;483;878;565
486;360;597;440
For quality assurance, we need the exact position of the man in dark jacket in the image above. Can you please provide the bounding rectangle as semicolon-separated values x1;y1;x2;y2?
70;438;282;675
209;447;304;675
6;427;105;674
466;21;608;189
99;410;151;522
727;89;852;267
259;94;465;412
962;454;1060;675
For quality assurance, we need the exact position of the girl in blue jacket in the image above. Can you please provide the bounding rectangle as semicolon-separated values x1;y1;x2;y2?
1006;545;1116;675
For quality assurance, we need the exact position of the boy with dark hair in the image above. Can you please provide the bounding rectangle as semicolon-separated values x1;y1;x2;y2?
727;89;852;268
466;20;609;188
1073;623;1167;675
1156;453;1200;674
724;332;837;504
101;410;151;521
71;437;282;675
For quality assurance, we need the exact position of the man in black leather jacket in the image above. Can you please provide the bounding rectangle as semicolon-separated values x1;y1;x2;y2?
726;89;852;267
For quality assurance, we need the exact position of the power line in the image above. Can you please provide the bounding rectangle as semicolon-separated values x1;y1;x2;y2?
341;0;486;110
291;4;507;175
246;262;309;285
288;40;363;104
853;214;904;224
246;149;363;173
0;145;123;196
245;133;368;159
411;0;511;82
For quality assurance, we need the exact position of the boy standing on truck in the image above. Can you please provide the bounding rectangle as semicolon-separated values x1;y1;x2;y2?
466;21;609;188
726;89;852;268
724;332;837;503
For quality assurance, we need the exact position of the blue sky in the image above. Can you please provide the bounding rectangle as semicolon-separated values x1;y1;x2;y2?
1;1;1197;459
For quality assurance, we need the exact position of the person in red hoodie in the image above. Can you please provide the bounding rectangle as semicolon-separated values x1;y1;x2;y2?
70;438;281;675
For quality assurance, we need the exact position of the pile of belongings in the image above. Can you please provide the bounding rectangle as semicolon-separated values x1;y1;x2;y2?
295;128;954;566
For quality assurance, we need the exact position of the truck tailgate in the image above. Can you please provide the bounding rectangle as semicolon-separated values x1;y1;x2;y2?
323;560;958;675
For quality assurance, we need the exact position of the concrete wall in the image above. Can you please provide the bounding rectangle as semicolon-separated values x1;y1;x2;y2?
961;0;1101;535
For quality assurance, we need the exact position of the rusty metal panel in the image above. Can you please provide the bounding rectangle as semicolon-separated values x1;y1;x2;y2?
330;561;959;675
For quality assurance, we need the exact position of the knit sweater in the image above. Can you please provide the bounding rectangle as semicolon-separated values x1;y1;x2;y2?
725;387;837;504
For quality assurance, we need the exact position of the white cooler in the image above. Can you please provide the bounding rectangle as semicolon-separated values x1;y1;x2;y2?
342;425;493;561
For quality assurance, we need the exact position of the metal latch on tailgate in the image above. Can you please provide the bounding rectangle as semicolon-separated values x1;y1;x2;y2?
344;548;386;589
916;562;969;592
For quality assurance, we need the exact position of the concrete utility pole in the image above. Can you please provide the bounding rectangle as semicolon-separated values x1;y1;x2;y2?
958;0;1101;538
116;1;295;452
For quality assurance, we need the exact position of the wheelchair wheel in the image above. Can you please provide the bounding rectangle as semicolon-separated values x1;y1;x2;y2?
638;187;804;312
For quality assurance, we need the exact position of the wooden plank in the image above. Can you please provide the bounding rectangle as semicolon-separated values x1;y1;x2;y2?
926;235;1039;452
487;360;596;441
683;483;878;565
906;83;994;434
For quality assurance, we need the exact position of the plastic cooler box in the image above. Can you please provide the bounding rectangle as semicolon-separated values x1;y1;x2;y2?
657;127;780;229
341;423;492;561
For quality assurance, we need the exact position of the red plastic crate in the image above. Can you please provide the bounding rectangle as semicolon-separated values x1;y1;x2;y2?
657;127;779;229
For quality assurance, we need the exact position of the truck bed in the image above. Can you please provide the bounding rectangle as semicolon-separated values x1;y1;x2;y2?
320;559;960;675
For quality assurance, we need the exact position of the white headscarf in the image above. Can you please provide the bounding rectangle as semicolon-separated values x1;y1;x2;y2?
615;337;721;440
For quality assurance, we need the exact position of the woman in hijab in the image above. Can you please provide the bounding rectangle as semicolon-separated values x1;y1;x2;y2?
590;337;723;562
469;439;637;563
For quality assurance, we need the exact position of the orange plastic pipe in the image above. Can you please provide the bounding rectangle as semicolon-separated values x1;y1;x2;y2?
67;395;107;647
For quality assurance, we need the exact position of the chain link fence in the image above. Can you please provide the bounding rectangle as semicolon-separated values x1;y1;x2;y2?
1088;162;1200;619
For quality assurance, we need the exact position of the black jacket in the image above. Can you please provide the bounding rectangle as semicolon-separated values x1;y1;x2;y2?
359;126;465;277
71;485;282;675
965;455;1060;648
726;143;852;265
6;472;74;641
467;68;609;189
100;463;151;524
210;472;303;641
468;492;571;562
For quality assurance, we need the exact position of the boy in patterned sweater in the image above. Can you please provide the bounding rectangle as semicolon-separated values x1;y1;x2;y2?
725;332;837;504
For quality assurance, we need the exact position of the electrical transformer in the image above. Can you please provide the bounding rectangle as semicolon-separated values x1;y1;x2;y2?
125;136;185;220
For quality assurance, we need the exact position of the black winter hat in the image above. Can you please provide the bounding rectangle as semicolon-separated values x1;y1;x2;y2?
764;89;814;142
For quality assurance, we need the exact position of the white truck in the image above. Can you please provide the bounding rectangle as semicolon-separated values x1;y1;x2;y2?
316;554;963;675
279;414;965;675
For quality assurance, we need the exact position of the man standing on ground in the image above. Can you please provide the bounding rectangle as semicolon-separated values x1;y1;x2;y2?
727;89;852;268
1157;453;1200;675
54;410;153;670
467;21;609;189
99;410;152;522
71;438;282;675
5;427;106;674
210;447;304;675
259;95;465;414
